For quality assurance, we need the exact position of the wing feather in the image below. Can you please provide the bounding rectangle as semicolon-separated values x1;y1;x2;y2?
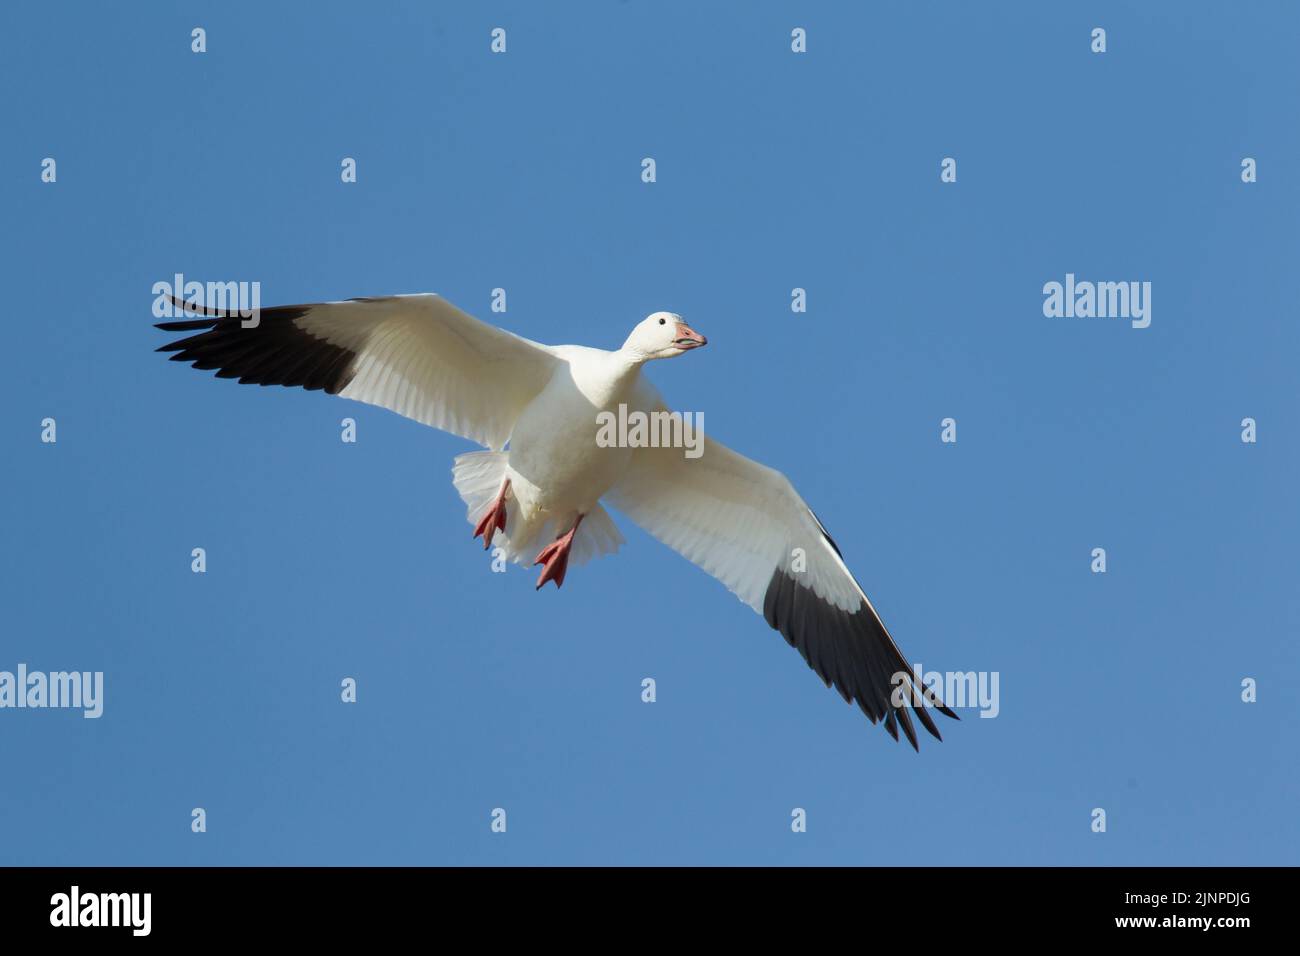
607;427;958;748
156;293;558;450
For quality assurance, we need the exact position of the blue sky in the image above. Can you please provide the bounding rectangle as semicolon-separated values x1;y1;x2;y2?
1;1;1296;865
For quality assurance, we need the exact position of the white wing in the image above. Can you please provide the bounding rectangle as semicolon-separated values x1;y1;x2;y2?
605;421;957;748
156;293;559;450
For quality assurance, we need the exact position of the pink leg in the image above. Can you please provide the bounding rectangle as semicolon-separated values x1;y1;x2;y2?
472;479;511;550
533;514;585;590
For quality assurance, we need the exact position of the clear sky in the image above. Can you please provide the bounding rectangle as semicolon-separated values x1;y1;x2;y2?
1;1;1296;866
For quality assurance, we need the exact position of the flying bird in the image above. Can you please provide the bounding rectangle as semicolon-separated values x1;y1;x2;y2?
156;293;958;748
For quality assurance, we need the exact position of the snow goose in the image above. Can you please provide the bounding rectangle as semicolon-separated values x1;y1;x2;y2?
156;293;958;747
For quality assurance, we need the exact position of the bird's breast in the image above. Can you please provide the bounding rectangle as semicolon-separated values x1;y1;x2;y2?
506;363;640;513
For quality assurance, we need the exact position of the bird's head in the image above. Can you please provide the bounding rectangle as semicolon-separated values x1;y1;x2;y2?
622;311;708;361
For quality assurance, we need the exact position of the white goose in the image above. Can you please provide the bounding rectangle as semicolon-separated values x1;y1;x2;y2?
157;293;958;748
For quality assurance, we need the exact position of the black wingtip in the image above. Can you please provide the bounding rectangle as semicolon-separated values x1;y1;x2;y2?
914;681;961;724
163;293;223;316
883;710;899;742
896;704;919;751
928;694;960;722
913;699;942;741
151;301;357;394
155;318;218;332
760;565;963;751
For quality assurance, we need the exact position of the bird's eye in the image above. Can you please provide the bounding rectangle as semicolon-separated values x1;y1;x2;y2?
658;317;666;325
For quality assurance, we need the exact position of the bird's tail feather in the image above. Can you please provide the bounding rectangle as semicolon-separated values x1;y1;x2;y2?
452;451;624;569
452;450;511;529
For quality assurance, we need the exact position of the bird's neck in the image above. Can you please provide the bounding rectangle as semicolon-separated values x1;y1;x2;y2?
606;348;649;391
612;346;651;372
